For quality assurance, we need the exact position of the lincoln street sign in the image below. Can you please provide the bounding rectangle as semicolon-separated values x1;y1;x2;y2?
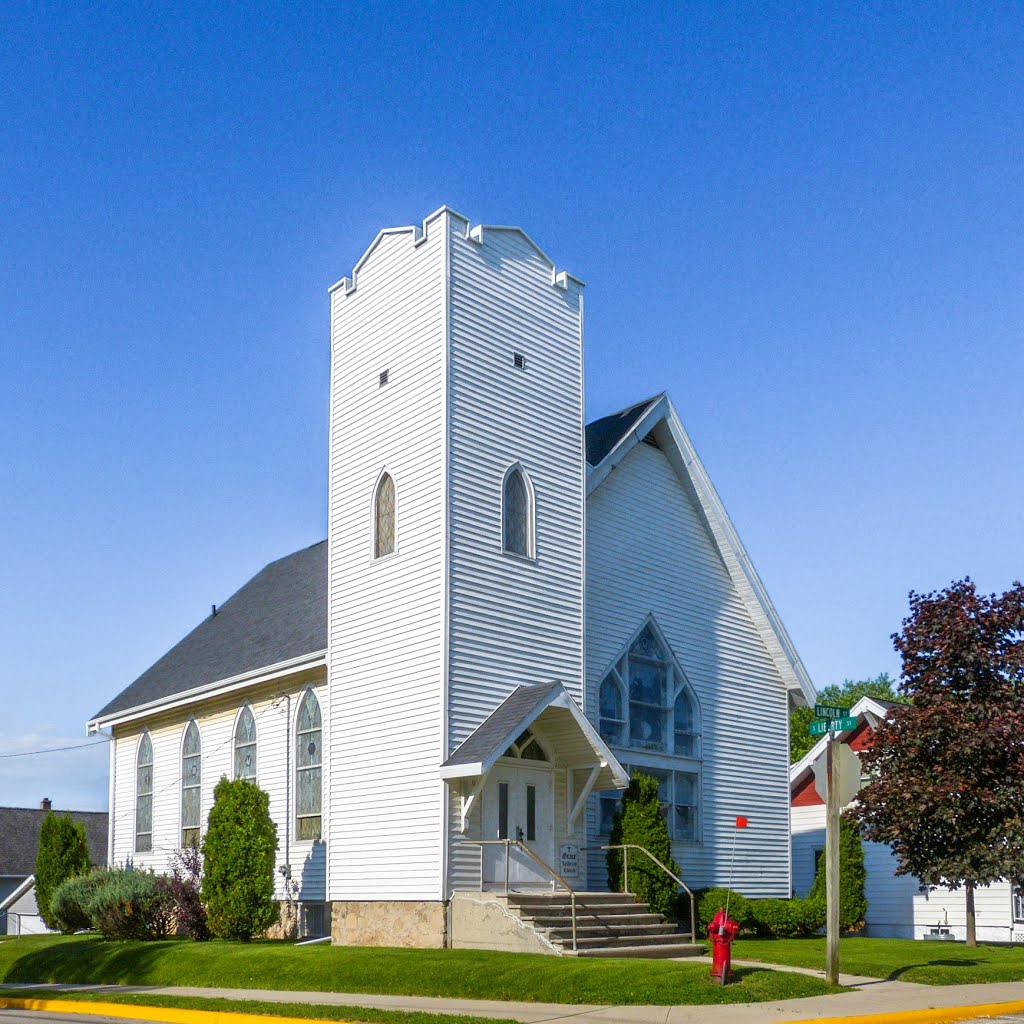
815;703;851;719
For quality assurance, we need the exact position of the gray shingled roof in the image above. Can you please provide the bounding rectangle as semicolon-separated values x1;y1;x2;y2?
443;681;562;768
584;394;662;467
93;540;328;721
0;807;108;877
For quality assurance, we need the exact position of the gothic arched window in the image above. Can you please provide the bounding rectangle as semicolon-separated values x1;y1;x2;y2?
234;705;257;780
135;732;153;854
502;464;533;557
296;690;322;840
374;472;396;558
181;721;202;848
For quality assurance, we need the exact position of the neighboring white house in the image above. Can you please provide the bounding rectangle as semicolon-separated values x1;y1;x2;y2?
791;695;1024;943
88;207;817;950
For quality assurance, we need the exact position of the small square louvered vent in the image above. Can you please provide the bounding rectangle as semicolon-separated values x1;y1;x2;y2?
513;352;526;370
379;369;389;388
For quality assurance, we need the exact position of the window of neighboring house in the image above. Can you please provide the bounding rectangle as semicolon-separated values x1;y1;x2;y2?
1013;884;1024;924
502;464;533;558
598;763;701;842
135;732;153;853
597;623;701;758
296;690;322;840
181;721;201;848
234;705;257;780
374;472;396;558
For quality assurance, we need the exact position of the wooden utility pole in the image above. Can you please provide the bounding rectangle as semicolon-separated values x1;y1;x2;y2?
825;732;840;985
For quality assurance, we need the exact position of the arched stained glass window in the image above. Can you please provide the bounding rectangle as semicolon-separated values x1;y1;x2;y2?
135;732;153;854
502;729;549;761
234;705;257;780
374;473;396;558
599;675;626;746
674;690;698;757
296;690;322;840
181;721;201;848
502;465;533;557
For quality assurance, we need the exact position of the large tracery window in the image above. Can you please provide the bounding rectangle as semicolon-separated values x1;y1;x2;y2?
234;705;257;780
502;464;533;558
181;721;202;848
374;472;396;558
135;732;153;853
598;624;700;757
296;690;322;840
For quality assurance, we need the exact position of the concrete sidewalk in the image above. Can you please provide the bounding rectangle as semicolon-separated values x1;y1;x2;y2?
5;979;1024;1024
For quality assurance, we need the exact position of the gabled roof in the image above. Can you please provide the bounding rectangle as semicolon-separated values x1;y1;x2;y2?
585;393;817;707
789;694;899;790
441;681;628;789
0;806;108;876
585;394;663;467
91;540;327;724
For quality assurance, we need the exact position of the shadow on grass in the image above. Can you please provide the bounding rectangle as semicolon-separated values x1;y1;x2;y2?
886;959;980;982
0;939;176;987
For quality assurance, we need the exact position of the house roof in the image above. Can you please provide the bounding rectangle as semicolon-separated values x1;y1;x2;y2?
92;540;328;723
584;395;663;467
0;806;108;877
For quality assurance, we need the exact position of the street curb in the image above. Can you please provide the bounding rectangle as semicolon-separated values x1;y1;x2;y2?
0;997;359;1024
777;998;1024;1024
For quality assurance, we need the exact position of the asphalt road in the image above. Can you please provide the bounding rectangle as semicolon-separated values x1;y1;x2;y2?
0;1013;175;1024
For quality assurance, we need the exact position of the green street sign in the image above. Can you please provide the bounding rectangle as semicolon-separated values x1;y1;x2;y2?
809;716;858;736
815;703;851;719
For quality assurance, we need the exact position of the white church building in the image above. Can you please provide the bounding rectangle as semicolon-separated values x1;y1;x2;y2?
89;207;816;952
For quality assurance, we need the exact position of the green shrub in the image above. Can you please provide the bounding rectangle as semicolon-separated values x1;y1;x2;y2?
696;887;752;931
607;774;680;919
749;896;823;937
85;869;173;940
50;869;109;934
807;813;868;932
202;777;278;940
34;813;91;931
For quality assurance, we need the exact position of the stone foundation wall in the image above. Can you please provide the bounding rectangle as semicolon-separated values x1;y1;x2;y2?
331;900;446;948
264;900;298;940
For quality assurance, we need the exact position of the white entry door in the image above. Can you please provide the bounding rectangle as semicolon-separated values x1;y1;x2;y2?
481;763;555;887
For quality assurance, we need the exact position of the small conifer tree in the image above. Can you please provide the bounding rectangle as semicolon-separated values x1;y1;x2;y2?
35;812;91;932
201;777;278;940
607;773;681;918
807;812;867;931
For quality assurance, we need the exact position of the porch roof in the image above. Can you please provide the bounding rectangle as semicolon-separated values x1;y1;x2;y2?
440;681;628;791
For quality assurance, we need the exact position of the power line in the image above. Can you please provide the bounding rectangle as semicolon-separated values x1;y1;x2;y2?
0;740;109;759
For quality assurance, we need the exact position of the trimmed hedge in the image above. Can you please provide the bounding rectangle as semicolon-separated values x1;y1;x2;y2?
697;888;752;931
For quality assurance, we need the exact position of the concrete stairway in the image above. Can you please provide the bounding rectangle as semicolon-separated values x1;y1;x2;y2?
505;892;705;958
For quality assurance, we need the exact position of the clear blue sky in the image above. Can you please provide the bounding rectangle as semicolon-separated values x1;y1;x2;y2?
2;2;1021;810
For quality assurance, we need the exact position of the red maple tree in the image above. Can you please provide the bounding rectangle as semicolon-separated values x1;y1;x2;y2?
855;578;1024;946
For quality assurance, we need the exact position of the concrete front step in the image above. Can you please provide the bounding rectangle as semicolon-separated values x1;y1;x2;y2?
527;913;665;927
543;922;676;938
572;941;706;959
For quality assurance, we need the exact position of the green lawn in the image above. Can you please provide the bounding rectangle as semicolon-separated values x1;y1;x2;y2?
0;935;840;1007
0;989;516;1024
735;936;1024;985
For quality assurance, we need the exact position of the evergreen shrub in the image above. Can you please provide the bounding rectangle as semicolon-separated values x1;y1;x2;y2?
34;812;91;931
85;868;173;940
696;887;752;931
50;869;109;934
202;777;278;940
807;813;867;932
607;774;680;919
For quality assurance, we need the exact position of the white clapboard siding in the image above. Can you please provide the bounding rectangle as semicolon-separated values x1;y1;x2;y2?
444;219;585;889
585;441;791;898
790;804;824;897
109;675;327;901
327;212;448;900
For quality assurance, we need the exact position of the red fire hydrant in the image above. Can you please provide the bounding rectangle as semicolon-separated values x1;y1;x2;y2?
707;908;740;985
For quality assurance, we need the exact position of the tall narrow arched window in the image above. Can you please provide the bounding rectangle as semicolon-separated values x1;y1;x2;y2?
296;690;322;840
599;675;626;746
181;721;201;848
234;705;257;780
135;732;153;854
673;689;699;757
502;464;533;557
374;472;396;558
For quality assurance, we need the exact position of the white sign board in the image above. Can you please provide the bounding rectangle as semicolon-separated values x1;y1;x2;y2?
560;843;580;878
812;741;862;806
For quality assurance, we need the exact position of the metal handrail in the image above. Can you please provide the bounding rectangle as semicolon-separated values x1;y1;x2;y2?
600;843;698;943
465;839;578;951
